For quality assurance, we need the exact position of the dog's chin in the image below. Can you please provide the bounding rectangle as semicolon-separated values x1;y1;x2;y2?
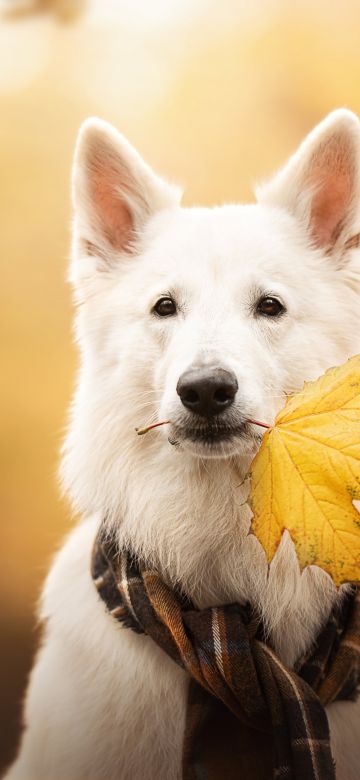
167;420;260;460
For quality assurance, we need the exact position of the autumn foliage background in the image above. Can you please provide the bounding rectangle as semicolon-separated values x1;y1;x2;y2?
2;0;360;769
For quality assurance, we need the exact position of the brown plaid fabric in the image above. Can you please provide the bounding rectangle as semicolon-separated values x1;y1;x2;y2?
92;535;360;780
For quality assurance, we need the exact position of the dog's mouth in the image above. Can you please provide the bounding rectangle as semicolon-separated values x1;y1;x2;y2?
168;415;262;458
184;423;248;443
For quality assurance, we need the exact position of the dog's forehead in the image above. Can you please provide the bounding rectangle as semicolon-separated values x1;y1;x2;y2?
146;203;304;280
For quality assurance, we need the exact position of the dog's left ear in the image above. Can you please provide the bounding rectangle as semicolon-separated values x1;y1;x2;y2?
257;109;360;257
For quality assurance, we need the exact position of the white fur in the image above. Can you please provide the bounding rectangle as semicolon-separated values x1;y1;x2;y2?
5;109;360;779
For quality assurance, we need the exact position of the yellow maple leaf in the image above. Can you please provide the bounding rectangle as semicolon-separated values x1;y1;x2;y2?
250;354;360;585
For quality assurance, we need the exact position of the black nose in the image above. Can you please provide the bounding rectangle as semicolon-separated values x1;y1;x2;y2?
176;367;238;417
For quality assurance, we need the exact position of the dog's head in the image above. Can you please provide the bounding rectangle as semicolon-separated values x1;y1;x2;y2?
62;110;360;517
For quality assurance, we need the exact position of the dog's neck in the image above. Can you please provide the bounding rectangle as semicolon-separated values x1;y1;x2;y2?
113;444;342;668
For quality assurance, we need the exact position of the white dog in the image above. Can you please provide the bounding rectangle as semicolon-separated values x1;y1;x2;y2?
5;109;360;779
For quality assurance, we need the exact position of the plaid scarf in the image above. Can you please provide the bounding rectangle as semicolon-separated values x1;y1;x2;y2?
92;535;360;780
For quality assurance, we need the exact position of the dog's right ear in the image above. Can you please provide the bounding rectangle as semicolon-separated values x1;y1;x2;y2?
71;118;180;280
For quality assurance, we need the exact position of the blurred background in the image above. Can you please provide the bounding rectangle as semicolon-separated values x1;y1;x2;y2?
1;0;360;770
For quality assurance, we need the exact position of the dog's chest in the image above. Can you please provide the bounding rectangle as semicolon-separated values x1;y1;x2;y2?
41;516;346;779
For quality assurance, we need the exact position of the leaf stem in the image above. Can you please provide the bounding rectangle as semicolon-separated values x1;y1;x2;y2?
136;417;272;436
135;420;171;436
247;417;272;430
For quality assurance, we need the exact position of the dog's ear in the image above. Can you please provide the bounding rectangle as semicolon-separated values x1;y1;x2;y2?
71;118;180;273
257;109;360;256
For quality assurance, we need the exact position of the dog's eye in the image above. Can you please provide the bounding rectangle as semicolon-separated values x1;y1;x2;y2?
153;297;177;317
256;296;285;317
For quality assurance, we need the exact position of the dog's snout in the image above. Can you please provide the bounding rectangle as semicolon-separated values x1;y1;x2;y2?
176;367;238;417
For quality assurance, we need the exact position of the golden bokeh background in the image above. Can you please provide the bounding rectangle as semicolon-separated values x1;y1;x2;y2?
1;0;360;770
